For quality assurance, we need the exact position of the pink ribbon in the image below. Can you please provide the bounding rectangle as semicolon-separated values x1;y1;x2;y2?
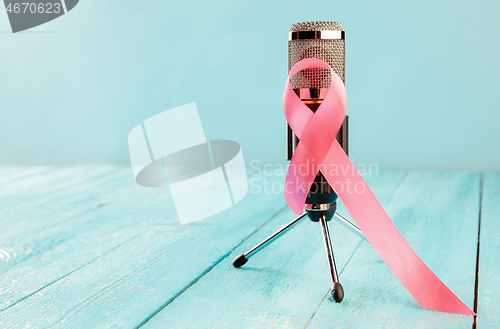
283;58;475;315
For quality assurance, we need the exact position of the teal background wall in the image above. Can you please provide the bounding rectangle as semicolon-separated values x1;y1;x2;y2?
0;0;499;169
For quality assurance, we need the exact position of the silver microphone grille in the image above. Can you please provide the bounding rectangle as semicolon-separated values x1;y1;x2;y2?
288;21;345;90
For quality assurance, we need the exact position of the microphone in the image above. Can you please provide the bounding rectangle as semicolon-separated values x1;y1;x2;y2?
286;21;349;222
232;21;362;304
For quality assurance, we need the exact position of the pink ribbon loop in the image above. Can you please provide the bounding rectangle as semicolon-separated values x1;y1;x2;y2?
283;58;475;315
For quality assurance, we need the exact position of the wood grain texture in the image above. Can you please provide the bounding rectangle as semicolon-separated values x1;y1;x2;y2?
477;173;500;328
0;167;160;309
0;165;50;185
0;168;287;328
141;169;406;328
308;171;480;328
0;167;493;329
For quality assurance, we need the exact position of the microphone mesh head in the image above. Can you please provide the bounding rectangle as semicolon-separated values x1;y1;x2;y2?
288;21;345;89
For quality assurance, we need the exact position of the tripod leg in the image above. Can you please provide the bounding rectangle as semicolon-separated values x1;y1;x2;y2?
319;214;344;302
232;212;307;268
333;213;365;240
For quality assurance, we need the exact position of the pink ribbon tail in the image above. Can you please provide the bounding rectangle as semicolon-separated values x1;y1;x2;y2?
283;58;475;315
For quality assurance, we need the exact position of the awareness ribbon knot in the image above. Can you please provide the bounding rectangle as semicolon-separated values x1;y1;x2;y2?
283;58;475;315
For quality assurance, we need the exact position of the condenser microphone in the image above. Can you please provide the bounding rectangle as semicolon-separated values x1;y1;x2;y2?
232;21;364;304
286;21;349;220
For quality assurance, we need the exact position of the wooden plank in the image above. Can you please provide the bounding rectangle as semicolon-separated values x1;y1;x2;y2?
0;166;50;185
0;167;128;273
140;169;407;328
0;167;115;221
477;172;500;328
0;167;174;310
0;167;128;241
0;171;288;327
0;166;117;203
0;166;120;240
307;171;479;329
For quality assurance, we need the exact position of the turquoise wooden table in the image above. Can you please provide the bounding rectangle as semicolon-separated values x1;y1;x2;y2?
0;166;498;328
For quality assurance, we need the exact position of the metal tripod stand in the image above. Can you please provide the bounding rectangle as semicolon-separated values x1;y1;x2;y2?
232;200;365;302
232;115;365;302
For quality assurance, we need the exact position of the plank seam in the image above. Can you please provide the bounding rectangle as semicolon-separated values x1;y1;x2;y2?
0;168;51;187
0;172;138;276
0;202;111;276
136;205;290;328
382;170;409;206
0;168;121;217
303;239;364;329
473;172;483;329
0;234;139;314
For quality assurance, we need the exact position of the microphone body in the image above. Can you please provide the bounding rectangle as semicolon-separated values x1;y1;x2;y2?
286;21;349;220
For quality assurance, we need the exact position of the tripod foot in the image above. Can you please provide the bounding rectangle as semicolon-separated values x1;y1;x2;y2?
331;282;344;302
232;254;248;268
231;213;307;268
